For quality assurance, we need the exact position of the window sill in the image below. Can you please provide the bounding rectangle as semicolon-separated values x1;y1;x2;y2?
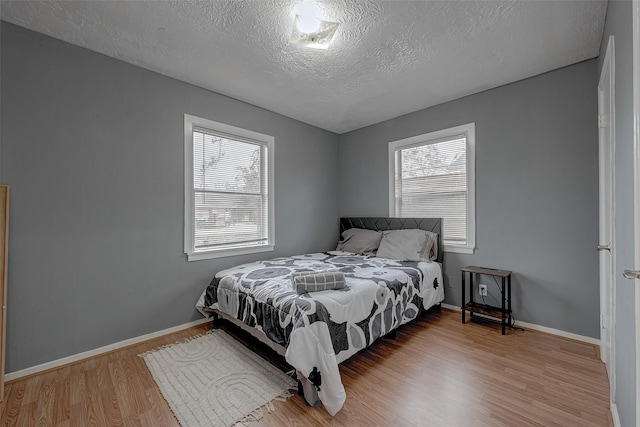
444;244;475;254
187;244;274;261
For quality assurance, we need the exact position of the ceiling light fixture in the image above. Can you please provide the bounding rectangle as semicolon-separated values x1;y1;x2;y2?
290;14;339;50
296;14;322;34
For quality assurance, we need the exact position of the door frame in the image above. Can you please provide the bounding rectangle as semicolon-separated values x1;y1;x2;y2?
598;35;616;401
632;1;640;425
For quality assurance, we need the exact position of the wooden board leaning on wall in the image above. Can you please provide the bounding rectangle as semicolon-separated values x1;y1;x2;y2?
0;186;10;402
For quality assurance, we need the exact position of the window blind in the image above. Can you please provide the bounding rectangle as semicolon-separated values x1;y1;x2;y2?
394;136;467;244
192;127;269;252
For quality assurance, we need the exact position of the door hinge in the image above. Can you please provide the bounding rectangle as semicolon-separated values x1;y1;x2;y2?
599;114;609;129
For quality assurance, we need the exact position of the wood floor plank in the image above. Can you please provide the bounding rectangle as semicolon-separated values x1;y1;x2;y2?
69;402;87;427
20;374;42;406
142;388;180;427
99;379;124;427
69;368;87;406
34;371;57;426
0;310;612;426
0;381;25;426
53;367;71;426
14;401;36;426
86;393;106;427
111;358;151;420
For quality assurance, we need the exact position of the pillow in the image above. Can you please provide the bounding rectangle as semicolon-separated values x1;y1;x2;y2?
376;229;439;262
335;228;383;255
423;230;439;261
291;270;347;294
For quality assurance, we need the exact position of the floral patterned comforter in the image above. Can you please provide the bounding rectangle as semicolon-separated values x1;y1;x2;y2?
196;251;444;415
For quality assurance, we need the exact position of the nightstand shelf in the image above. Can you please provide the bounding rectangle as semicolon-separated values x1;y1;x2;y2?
464;302;511;319
461;266;513;335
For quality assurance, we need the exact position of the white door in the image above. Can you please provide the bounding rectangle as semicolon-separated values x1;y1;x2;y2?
598;36;615;393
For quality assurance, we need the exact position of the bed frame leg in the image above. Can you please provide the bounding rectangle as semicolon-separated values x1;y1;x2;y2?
421;303;442;318
211;313;221;329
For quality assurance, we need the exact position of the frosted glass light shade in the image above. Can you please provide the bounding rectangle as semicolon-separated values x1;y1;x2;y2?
290;14;339;50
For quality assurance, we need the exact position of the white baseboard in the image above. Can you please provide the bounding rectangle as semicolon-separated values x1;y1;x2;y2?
441;303;600;346
5;317;212;382
441;303;462;312
611;402;621;427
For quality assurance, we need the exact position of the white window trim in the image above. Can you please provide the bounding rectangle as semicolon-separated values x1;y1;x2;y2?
388;123;476;254
184;114;275;261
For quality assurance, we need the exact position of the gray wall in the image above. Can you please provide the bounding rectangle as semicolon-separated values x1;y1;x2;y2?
339;60;600;339
0;17;610;383
0;22;340;373
599;1;636;425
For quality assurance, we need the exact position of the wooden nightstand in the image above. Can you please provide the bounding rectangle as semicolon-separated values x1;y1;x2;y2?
461;266;512;335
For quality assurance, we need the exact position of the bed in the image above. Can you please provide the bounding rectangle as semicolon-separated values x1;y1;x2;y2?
195;217;445;415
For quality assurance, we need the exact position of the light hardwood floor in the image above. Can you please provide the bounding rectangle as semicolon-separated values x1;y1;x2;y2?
0;309;612;426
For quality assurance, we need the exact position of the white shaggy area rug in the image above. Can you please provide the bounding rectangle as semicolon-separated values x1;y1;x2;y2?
141;329;296;427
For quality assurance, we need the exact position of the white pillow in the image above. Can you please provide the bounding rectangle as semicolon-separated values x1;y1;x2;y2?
335;228;383;255
376;229;438;262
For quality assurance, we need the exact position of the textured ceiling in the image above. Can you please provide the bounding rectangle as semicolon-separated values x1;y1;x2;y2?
1;0;607;134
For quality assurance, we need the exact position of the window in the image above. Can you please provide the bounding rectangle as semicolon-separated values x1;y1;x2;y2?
184;114;274;261
389;123;475;253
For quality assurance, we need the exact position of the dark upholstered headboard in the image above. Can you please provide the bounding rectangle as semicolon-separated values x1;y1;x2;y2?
339;217;444;263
